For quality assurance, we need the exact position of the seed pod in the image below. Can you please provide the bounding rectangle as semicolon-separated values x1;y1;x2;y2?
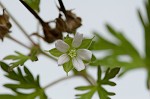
0;9;11;41
65;10;82;33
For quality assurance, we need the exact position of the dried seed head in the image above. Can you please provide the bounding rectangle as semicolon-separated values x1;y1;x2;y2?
65;10;82;33
0;9;12;41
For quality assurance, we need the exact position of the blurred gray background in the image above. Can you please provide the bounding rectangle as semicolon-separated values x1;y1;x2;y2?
0;0;149;99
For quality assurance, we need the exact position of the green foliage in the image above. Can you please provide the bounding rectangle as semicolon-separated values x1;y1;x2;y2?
3;51;38;71
91;25;145;75
75;86;97;99
24;0;40;12
0;62;47;99
49;48;63;57
63;60;73;73
79;38;93;49
75;66;120;99
138;0;150;89
29;46;39;61
64;36;73;47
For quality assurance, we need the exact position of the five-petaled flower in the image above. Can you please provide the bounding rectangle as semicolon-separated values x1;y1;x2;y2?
55;33;92;71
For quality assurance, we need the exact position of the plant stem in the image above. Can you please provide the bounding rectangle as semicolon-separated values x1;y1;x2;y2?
0;1;96;89
80;72;96;85
0;1;36;45
39;49;57;61
44;75;76;89
6;34;97;89
6;35;56;63
6;35;30;49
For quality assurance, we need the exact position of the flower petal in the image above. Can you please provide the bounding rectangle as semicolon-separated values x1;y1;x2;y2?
55;40;70;53
58;54;70;66
77;49;92;61
72;57;85;71
72;33;83;48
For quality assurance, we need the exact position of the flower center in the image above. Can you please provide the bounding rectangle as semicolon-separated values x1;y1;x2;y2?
68;49;76;58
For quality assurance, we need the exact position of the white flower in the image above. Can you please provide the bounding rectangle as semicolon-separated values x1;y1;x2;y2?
55;33;92;71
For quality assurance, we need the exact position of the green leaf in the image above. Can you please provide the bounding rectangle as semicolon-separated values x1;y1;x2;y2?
93;32;117;50
96;66;120;99
75;67;119;99
138;0;150;89
63;60;73;73
64;36;73;47
3;51;38;70
29;46;39;61
75;86;96;99
97;66;102;83
97;86;111;99
92;28;144;76
91;54;96;62
75;86;94;90
104;67;120;80
79;38;93;49
24;66;34;82
24;0;40;12
0;62;19;81
0;62;47;99
49;48;63;57
0;95;15;99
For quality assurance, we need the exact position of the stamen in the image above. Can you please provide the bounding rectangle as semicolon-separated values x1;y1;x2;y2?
68;49;76;58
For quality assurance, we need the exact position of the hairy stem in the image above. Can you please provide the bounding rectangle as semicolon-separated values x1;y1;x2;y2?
0;1;36;45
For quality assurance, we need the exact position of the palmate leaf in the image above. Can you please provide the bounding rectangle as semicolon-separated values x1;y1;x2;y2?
97;66;119;99
24;0;41;12
138;0;150;89
91;25;145;75
75;67;120;99
3;51;38;71
75;86;97;99
0;62;47;99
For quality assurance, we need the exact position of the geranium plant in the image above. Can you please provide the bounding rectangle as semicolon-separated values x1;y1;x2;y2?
0;0;149;99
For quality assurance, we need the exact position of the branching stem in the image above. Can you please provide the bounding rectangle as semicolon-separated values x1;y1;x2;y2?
0;0;97;91
6;35;30;49
44;75;76;89
0;1;36;45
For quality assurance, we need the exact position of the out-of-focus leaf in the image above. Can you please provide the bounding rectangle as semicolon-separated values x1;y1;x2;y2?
92;25;145;75
0;95;15;99
3;51;29;71
138;0;150;89
3;51;38;71
79;38;93;49
29;46;39;61
103;67;120;80
0;62;47;99
24;0;40;12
